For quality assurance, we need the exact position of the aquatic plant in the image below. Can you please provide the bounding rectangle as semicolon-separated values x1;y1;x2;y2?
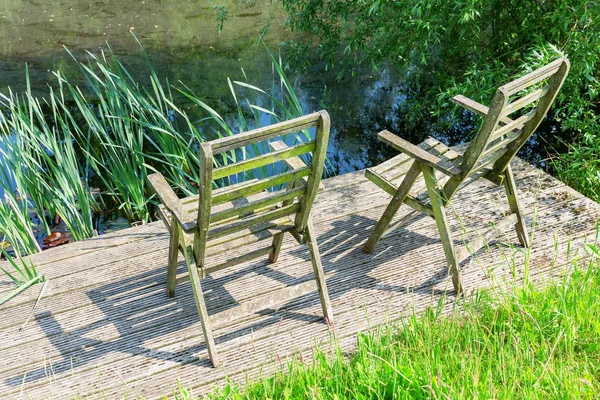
0;73;96;242
0;249;44;307
0;40;322;256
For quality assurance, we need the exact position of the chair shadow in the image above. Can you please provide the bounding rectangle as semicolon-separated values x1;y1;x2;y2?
5;211;463;387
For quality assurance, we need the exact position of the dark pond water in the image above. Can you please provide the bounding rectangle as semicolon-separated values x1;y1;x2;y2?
0;0;565;178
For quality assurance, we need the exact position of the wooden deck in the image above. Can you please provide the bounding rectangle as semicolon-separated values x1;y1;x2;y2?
1;158;598;399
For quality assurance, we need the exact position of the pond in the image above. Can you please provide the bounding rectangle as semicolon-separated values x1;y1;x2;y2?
0;0;567;178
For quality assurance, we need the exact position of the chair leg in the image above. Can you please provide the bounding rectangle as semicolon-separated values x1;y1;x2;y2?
363;161;422;253
422;165;463;295
503;164;530;248
166;221;180;298
183;248;220;367
268;232;285;263
305;218;334;325
270;180;300;263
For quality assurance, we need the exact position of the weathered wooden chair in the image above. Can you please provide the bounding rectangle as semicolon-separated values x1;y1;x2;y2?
147;111;334;367
363;58;570;294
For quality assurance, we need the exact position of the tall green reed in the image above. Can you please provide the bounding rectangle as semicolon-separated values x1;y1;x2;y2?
0;39;325;257
0;73;96;242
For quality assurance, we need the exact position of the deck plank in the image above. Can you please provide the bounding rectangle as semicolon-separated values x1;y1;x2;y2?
0;158;597;399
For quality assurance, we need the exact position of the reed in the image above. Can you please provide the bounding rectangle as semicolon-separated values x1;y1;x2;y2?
0;40;327;259
0;72;96;242
0;249;44;306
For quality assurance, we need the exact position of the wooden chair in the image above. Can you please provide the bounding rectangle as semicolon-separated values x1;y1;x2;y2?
147;111;334;367
363;58;570;294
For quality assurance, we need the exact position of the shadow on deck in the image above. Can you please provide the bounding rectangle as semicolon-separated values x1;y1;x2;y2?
0;160;598;399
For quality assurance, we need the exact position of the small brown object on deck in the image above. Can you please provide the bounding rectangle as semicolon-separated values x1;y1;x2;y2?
147;111;334;367
364;57;570;294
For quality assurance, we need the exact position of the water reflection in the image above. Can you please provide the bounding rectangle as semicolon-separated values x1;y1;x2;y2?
0;0;562;177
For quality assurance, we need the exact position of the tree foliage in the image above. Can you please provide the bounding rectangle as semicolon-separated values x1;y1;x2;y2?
280;0;600;200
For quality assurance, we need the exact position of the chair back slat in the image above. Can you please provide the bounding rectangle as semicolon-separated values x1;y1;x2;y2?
209;113;321;154
212;141;315;180
491;58;570;175
211;166;311;205
444;57;570;199
503;84;551;116
192;111;330;268
502;58;564;96
210;186;306;224
491;108;537;141
480;129;522;160
208;203;301;240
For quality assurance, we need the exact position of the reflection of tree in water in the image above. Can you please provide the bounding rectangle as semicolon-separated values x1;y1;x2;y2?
296;61;567;176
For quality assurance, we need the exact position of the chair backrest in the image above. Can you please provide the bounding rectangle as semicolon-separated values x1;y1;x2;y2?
193;111;331;267
445;57;570;197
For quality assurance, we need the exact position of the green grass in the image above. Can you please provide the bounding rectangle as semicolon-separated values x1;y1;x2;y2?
553;138;600;205
167;242;600;399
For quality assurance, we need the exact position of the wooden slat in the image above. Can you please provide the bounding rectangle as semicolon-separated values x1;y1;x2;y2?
180;179;260;207
503;84;551;116
482;130;523;159
212;141;315;180
207;203;300;240
469;147;511;176
378;130;462;176
209;112;321;154
210;186;305;223
268;140;325;191
211;167;311;205
491;109;537;141
502;58;565;96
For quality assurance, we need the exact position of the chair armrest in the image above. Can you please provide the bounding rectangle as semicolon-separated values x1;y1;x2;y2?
268;140;325;191
453;95;516;127
377;130;462;176
147;173;197;233
452;95;490;117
